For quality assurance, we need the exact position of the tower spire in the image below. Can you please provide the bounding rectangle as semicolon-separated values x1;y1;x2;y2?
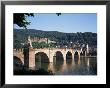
28;35;33;48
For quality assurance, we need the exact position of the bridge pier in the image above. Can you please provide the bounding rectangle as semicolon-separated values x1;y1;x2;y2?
23;46;35;69
85;51;87;57
78;52;80;59
63;56;66;61
29;48;35;68
49;55;54;62
72;53;74;60
64;53;66;61
49;50;54;62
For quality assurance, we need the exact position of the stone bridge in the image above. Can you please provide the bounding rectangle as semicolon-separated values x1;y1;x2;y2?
13;48;82;68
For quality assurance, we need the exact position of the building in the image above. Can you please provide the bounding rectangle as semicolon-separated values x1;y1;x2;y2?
28;36;56;44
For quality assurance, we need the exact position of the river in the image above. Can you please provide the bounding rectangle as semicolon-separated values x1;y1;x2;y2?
35;57;97;75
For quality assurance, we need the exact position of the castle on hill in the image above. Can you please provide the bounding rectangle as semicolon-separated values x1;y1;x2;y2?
28;36;56;44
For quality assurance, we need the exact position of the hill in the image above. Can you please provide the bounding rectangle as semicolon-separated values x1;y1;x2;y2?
14;29;97;48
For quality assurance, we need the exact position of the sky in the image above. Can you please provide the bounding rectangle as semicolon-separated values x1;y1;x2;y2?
14;13;97;33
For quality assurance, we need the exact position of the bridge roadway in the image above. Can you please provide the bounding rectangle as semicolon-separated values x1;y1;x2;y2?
13;48;81;68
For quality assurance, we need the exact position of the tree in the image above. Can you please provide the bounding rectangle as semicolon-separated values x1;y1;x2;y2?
14;13;34;29
14;13;61;29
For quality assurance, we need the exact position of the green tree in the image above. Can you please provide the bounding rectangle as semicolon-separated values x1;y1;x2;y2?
14;13;34;28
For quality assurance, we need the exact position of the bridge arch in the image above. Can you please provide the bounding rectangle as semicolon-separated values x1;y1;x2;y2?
74;51;81;65
35;52;49;63
66;51;72;60
14;56;23;70
74;51;78;55
74;51;80;58
82;51;86;56
55;51;64;61
80;52;83;56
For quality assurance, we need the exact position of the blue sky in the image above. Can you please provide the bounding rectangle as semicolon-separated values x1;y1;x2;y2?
14;13;97;33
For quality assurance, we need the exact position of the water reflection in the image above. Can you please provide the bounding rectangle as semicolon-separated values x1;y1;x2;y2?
35;57;97;75
54;60;64;71
86;58;90;72
74;56;81;65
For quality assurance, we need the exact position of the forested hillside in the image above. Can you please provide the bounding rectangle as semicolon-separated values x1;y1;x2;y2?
14;29;97;48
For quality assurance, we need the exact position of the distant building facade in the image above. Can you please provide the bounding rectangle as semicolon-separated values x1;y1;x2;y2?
28;36;56;44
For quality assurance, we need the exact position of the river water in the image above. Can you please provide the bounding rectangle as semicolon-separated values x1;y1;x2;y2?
35;57;97;75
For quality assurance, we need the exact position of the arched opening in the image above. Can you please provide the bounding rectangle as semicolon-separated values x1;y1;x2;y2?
74;51;78;56
80;52;83;56
56;51;64;61
35;52;49;63
66;51;72;60
14;56;23;70
83;51;86;56
55;51;64;61
35;52;49;70
53;51;64;71
74;51;79;64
